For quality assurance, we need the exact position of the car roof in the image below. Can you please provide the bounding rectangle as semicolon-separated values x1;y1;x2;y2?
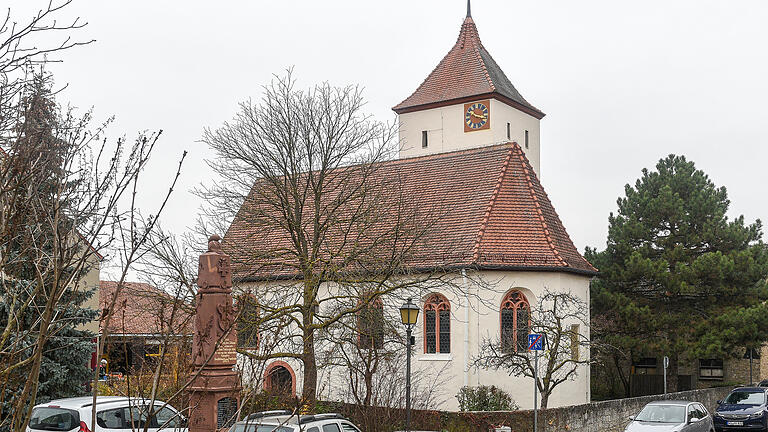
238;412;349;426
732;387;767;392
36;396;171;409
647;400;695;406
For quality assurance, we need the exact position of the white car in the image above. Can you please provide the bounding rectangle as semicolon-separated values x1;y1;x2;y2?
229;411;362;432
625;400;714;432
26;396;187;432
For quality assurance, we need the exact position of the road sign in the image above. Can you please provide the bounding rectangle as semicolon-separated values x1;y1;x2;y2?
528;334;544;351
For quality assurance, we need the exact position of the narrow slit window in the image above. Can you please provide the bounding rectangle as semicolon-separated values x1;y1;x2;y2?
525;130;529;149
422;130;428;148
570;324;580;361
507;123;511;140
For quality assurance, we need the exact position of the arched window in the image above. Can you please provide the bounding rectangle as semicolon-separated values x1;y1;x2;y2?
264;361;296;396
501;290;530;353
237;297;259;350
424;294;450;354
358;296;384;349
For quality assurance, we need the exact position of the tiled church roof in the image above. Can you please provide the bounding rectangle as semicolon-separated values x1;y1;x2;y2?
99;281;193;336
392;15;545;119
225;143;596;280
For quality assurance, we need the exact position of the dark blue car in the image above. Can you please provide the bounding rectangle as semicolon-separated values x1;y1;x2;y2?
714;387;768;431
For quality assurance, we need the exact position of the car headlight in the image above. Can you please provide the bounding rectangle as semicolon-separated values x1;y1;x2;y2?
749;411;766;419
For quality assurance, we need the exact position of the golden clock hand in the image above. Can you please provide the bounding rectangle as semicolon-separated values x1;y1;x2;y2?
470;112;487;120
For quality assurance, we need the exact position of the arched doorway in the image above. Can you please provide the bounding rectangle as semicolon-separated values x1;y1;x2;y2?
264;361;296;396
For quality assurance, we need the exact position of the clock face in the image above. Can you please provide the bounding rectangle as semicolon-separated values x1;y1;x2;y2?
464;100;490;132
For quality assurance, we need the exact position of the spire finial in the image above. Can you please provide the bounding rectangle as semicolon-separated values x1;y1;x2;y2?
467;0;472;17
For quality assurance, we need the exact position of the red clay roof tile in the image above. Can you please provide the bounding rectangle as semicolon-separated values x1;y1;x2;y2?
99;281;193;336
224;144;596;279
392;16;544;118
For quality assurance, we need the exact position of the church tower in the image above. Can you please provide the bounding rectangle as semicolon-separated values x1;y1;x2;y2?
393;1;545;176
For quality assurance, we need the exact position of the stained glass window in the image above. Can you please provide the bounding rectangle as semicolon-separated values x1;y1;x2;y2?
501;290;530;353
424;294;450;354
358;297;384;349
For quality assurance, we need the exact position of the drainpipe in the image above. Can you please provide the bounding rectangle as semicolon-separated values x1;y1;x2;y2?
462;269;470;387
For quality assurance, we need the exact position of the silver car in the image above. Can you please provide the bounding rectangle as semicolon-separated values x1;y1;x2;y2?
625;400;714;432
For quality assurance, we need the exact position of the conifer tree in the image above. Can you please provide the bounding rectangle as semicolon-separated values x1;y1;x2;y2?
590;154;768;397
0;72;98;420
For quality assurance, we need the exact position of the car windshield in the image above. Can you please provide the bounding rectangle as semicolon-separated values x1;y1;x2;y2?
634;404;686;423
231;424;294;432
29;407;80;431
724;391;765;405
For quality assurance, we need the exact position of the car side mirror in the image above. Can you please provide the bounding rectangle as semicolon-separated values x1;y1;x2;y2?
717;400;722;405
689;417;700;424
628;415;635;421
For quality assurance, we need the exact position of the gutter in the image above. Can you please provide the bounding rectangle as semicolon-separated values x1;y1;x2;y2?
235;263;598;283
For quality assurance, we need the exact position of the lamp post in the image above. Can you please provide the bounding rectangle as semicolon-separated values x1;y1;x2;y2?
399;298;420;432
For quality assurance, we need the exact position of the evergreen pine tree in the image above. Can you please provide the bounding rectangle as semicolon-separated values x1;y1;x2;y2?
590;154;768;397
0;72;98;418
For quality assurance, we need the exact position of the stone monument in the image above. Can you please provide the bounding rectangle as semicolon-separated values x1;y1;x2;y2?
189;235;241;431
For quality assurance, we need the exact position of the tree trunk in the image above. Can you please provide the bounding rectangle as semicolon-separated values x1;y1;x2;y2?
302;319;317;403
12;297;55;432
363;371;373;406
667;354;679;393
613;354;631;398
540;389;550;409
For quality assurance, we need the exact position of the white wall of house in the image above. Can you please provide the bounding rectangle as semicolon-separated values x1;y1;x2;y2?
237;269;590;411
79;254;101;334
397;99;542;177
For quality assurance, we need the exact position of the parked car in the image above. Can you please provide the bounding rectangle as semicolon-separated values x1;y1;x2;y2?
26;396;187;432
230;411;362;432
713;387;768;431
758;380;768;388
624;400;714;432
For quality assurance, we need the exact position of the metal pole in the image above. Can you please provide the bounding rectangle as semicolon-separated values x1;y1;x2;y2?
663;356;668;395
750;349;754;385
534;350;539;432
406;325;412;432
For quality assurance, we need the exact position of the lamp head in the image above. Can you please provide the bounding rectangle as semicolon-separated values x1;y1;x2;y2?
399;298;420;326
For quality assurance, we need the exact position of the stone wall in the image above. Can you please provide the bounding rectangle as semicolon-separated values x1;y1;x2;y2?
532;386;732;432
321;386;732;432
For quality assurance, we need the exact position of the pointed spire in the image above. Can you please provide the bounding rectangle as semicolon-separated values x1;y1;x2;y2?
392;0;545;119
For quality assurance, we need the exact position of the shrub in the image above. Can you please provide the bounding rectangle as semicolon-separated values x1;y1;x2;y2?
456;385;517;412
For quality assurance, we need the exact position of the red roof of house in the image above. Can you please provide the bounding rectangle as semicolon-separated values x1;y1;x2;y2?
224;143;596;280
99;281;193;336
392;15;544;119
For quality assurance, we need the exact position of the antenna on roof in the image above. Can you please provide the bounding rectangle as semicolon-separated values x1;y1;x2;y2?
466;0;472;17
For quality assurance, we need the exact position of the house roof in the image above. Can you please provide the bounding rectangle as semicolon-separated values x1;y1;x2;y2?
99;281;193;336
225;143;596;281
392;15;545;119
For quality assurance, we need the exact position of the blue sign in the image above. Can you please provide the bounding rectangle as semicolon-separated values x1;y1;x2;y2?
528;334;544;351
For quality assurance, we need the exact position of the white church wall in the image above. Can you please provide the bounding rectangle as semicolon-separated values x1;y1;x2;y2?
397;98;541;176
236;269;591;411
407;270;590;411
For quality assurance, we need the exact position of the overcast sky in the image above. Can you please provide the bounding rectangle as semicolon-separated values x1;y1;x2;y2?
9;0;768;254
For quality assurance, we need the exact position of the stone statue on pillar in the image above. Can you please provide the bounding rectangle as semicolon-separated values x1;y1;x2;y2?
189;235;241;431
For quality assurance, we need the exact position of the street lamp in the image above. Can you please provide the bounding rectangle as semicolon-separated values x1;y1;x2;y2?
399;298;419;432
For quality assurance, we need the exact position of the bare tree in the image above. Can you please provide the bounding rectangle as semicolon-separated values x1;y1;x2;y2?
0;67;186;431
198;70;466;403
0;0;93;137
474;290;590;409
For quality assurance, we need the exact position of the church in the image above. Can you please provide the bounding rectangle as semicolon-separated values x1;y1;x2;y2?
225;2;596;411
